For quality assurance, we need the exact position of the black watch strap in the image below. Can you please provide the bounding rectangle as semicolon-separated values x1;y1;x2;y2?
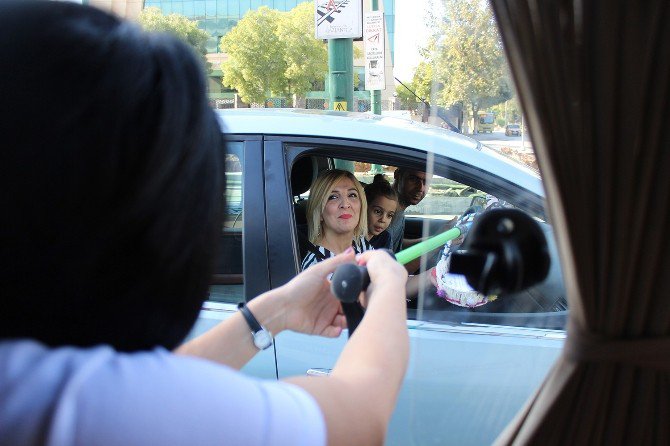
237;302;262;333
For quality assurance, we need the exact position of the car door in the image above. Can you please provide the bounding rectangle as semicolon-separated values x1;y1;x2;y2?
264;136;566;445
185;136;278;379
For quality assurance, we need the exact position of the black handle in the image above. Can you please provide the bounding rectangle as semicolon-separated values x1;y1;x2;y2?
330;249;394;337
331;263;370;303
330;263;368;337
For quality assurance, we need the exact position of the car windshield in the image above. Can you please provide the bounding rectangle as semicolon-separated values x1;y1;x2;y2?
125;0;567;443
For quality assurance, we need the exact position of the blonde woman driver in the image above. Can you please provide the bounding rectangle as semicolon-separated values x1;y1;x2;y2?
301;169;373;270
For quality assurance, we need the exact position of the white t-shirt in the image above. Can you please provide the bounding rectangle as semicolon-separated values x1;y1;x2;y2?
0;339;325;446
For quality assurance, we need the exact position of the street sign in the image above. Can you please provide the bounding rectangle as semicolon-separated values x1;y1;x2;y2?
334;101;347;111
364;11;385;91
315;0;363;39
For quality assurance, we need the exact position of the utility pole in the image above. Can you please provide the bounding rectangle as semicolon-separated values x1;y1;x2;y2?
322;0;356;172
369;0;384;174
521;114;525;151
370;0;381;115
328;39;354;112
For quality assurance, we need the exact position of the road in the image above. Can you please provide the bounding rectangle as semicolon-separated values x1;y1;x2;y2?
469;130;533;154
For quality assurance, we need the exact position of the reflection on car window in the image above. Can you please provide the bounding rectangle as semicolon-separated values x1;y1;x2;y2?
209;141;244;304
291;150;565;330
406;174;483;220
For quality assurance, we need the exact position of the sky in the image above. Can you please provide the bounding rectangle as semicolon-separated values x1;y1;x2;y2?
393;0;432;82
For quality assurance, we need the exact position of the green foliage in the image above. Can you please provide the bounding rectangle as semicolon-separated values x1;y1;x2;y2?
415;0;511;125
412;61;436;103
395;84;417;109
277;2;328;97
138;7;210;73
220;7;286;104
394;62;434;110
221;2;327;104
491;97;522;124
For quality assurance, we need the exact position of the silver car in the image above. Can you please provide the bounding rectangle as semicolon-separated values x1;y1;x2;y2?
187;108;566;445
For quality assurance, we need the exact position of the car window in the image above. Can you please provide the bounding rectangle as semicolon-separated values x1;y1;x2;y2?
292;150;565;330
209;141;244;304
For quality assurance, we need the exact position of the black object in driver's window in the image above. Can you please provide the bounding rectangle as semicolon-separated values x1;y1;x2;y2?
449;208;550;295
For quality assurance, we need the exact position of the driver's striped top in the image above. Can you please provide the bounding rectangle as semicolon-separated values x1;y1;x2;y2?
301;236;374;271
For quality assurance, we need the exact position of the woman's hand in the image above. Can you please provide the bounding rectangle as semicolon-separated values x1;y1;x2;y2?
274;249;356;337
356;250;408;306
178;249;356;368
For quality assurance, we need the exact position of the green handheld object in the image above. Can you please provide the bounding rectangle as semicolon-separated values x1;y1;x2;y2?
394;227;463;265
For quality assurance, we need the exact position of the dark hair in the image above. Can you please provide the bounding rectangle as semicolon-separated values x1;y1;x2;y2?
365;174;398;204
0;1;224;351
392;167;410;189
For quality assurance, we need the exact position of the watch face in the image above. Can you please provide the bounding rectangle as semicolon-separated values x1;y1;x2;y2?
253;330;273;350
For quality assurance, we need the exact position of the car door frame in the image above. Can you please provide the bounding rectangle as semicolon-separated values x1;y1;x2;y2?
263;135;547;289
188;134;278;379
262;135;566;445
263;134;565;321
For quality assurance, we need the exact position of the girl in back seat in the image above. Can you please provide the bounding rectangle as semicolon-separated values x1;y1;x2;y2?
364;174;398;250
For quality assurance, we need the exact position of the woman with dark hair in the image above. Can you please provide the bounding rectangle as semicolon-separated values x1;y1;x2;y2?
364;174;398;250
0;3;409;445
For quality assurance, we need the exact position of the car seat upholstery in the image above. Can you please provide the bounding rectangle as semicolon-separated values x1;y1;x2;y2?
291;156;317;262
291;156;314;226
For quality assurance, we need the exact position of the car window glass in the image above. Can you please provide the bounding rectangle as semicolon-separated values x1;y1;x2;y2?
209;141;244;304
293;152;565;331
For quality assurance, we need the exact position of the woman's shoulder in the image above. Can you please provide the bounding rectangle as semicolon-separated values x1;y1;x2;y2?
0;340;326;446
300;244;333;270
355;236;375;253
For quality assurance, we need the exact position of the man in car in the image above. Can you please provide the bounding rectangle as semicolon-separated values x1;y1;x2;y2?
387;168;457;273
387;168;428;253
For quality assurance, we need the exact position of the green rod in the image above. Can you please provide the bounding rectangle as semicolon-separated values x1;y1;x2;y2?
395;227;462;265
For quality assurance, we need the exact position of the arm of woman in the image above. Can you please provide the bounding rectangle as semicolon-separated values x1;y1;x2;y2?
179;250;410;446
286;250;409;446
175;251;355;370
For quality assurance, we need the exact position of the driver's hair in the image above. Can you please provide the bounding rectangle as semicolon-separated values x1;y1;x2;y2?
306;169;368;245
0;1;224;352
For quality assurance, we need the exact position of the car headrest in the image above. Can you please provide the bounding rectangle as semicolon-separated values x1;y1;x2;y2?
291;156;315;197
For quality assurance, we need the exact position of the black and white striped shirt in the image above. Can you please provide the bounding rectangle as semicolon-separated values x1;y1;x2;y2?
300;236;374;271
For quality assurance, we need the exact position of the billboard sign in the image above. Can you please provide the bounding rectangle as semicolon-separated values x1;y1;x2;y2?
315;0;363;39
364;11;385;90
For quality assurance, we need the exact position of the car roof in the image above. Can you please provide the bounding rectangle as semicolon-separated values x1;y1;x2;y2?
216;108;543;196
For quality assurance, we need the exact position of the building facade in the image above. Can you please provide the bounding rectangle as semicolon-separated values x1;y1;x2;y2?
88;0;397;110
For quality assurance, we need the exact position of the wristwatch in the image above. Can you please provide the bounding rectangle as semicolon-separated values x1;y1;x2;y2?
238;302;273;350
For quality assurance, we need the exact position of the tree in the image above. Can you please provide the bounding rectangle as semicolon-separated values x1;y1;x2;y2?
395;83;417;110
419;0;511;131
138;7;210;73
220;7;286;104
491;96;522;125
277;2;328;97
221;3;328;104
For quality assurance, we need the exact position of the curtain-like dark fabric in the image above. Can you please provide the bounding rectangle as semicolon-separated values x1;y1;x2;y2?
489;0;670;444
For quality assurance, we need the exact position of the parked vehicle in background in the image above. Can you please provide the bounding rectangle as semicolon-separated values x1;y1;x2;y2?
187;108;567;445
506;123;521;136
477;111;495;133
